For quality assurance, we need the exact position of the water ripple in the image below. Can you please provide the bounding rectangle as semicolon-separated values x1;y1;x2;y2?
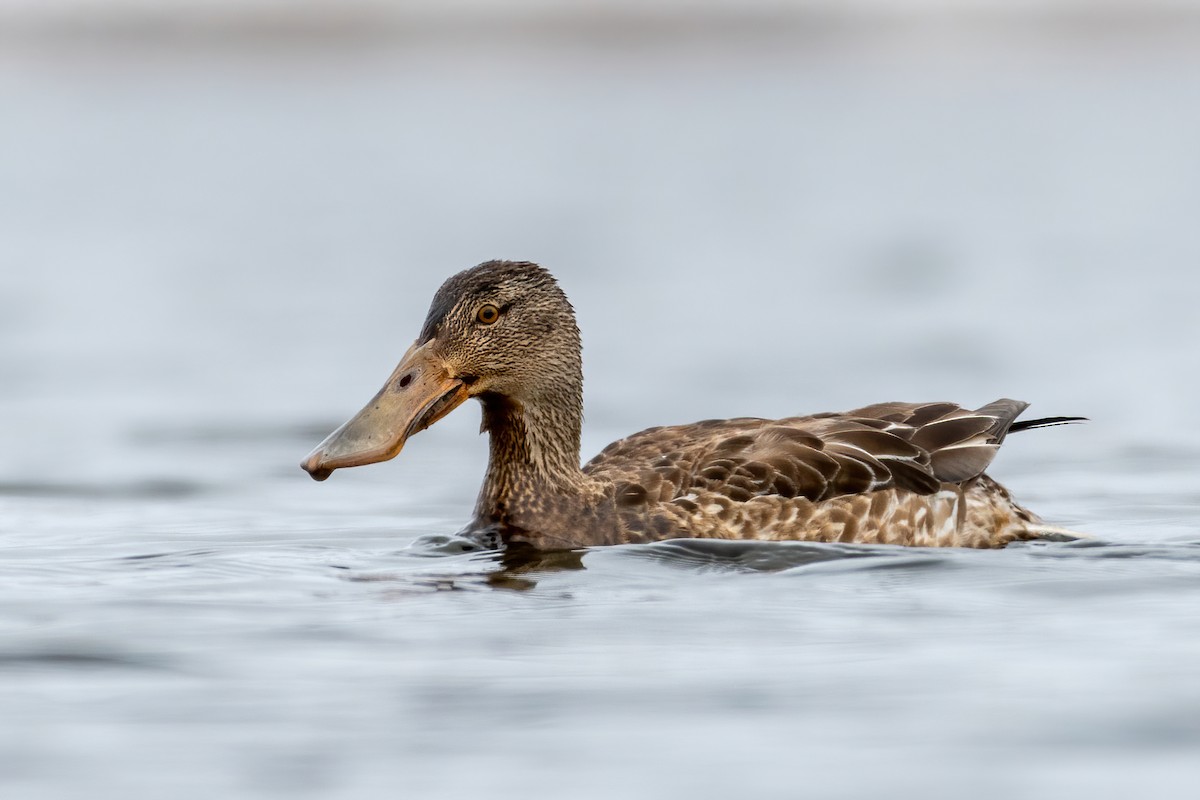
0;479;206;500
616;538;898;573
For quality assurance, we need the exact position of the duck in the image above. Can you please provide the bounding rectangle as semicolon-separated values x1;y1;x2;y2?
301;260;1082;551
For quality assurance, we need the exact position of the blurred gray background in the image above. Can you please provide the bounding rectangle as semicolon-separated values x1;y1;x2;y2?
3;0;1199;488
2;2;1200;799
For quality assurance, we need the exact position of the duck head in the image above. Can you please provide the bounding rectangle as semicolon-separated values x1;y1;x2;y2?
301;260;582;481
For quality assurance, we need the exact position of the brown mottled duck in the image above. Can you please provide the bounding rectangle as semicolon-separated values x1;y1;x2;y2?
302;260;1082;550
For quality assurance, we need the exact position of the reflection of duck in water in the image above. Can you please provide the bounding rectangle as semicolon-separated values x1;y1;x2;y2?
302;261;1082;550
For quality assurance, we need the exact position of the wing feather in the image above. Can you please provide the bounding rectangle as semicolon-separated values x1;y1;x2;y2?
583;398;1046;510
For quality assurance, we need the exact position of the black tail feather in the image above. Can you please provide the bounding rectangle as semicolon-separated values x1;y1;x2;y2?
1009;416;1088;433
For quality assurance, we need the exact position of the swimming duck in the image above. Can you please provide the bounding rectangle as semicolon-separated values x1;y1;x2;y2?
302;260;1080;550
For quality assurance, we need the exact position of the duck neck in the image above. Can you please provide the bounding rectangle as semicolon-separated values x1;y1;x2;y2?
475;383;585;524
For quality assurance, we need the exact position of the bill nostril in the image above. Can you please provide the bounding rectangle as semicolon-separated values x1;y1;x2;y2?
398;374;413;388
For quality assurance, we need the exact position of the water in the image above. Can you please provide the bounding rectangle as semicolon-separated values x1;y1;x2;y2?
2;29;1200;799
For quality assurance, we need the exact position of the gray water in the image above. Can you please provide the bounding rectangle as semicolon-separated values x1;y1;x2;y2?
2;31;1200;799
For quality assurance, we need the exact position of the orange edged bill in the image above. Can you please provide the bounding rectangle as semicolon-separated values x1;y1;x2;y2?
301;341;469;481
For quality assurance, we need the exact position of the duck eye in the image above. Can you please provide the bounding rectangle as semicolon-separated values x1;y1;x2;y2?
476;304;501;325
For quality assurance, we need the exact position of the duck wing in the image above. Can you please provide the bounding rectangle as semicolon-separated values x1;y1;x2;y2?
583;399;1034;505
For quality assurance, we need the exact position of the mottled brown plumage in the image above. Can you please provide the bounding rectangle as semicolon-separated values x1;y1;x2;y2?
302;260;1081;550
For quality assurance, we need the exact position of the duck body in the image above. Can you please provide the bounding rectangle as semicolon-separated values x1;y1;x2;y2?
303;261;1079;550
464;400;1050;550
